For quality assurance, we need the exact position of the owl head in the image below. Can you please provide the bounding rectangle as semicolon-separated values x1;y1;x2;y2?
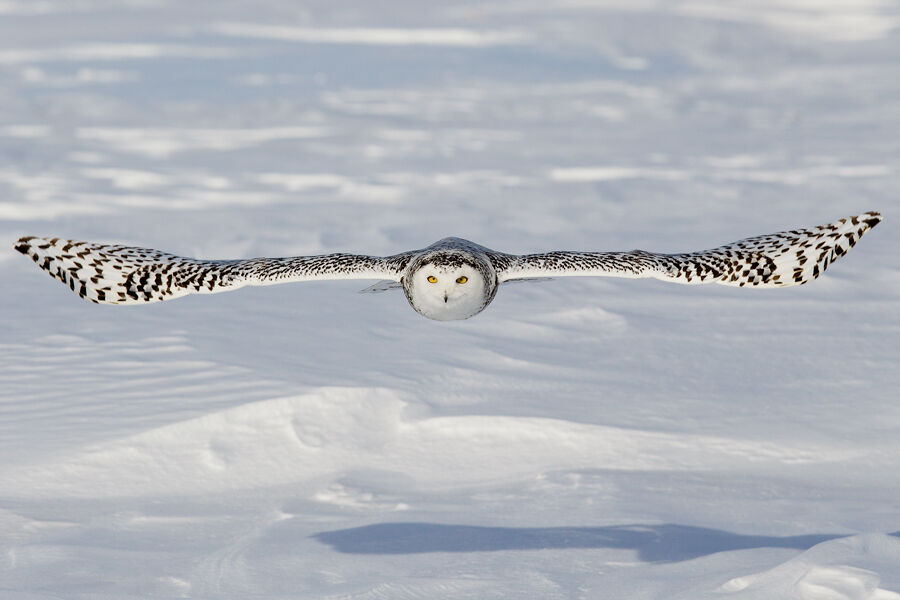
402;251;498;321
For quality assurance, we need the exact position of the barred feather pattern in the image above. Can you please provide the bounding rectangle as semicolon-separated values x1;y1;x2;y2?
496;211;882;287
15;212;881;311
13;238;412;304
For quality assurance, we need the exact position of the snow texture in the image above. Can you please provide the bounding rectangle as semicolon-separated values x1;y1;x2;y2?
1;1;899;599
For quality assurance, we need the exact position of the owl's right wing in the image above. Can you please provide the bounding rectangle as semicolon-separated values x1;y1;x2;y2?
494;212;881;288
15;236;414;304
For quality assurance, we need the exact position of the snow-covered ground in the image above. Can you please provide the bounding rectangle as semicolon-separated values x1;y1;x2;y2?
2;1;899;598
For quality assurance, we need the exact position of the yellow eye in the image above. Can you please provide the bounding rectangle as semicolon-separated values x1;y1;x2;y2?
456;276;468;284
427;275;438;283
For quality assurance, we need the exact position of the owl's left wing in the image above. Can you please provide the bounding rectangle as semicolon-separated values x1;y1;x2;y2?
494;212;881;288
15;236;414;304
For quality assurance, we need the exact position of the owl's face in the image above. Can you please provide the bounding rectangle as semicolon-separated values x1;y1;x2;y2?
405;259;490;321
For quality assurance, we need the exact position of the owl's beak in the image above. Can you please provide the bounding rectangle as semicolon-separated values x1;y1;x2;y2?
444;293;448;303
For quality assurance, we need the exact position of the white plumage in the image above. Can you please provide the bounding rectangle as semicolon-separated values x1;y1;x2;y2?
16;211;881;321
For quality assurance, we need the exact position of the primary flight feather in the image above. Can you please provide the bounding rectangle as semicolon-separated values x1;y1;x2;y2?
15;211;881;321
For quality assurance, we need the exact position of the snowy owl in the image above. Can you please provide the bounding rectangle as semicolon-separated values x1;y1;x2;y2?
16;211;881;321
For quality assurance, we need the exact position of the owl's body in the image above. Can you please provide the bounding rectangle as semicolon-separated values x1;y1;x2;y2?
16;212;881;321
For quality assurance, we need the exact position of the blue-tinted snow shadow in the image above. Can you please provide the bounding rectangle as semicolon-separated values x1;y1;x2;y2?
314;523;848;562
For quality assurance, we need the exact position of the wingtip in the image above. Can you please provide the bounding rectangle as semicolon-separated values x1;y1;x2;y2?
14;236;37;255
858;211;882;229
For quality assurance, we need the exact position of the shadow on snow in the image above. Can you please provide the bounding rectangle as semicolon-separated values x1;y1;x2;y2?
314;523;850;562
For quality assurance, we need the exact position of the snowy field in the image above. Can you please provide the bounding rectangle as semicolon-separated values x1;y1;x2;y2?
2;1;900;598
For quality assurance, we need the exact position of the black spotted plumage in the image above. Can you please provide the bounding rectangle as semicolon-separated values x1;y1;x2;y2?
14;211;882;320
14;237;414;305
496;211;882;288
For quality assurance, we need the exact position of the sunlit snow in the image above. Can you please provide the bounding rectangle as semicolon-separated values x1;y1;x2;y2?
1;1;898;599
